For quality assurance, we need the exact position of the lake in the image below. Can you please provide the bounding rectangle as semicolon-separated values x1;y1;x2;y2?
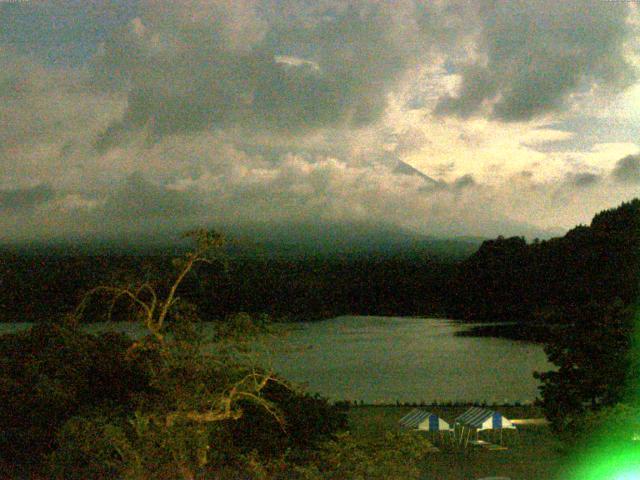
0;316;552;404
261;316;552;404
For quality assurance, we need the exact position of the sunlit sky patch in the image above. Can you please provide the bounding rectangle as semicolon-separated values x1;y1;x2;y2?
1;0;640;242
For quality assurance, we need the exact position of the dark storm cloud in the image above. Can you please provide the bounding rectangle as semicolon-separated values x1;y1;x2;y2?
5;0;639;143
91;1;425;146
102;173;201;221
0;184;54;211
436;0;636;121
612;154;640;184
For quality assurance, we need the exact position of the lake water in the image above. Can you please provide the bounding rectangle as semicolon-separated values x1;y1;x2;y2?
0;316;553;404
262;316;552;404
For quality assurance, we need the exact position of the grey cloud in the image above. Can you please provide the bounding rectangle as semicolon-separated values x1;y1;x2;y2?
92;1;430;146
530;117;640;154
0;48;125;189
102;173;202;221
430;162;457;179
0;1;141;66
566;172;601;188
393;127;431;156
0;142;634;244
2;1;640;246
612;154;640;184
436;0;636;121
417;1;480;47
0;184;55;211
89;0;639;149
0;174;205;242
435;64;498;118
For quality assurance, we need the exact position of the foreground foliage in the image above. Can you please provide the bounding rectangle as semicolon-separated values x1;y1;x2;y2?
213;430;435;480
0;323;147;468
0;230;348;479
534;301;635;434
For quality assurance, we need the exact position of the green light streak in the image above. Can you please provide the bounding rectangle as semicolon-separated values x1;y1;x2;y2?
614;470;640;480
569;442;640;480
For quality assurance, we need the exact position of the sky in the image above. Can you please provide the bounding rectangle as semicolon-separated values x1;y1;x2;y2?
1;0;640;243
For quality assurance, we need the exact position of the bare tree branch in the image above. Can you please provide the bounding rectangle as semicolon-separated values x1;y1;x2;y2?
163;371;283;428
74;230;225;340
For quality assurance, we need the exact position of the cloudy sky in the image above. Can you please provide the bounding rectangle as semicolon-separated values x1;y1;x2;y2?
1;0;640;243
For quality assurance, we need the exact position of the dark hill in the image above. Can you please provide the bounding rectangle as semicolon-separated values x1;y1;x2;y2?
447;198;640;325
0;225;481;323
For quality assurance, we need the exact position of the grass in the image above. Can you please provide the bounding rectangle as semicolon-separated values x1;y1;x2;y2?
348;405;570;480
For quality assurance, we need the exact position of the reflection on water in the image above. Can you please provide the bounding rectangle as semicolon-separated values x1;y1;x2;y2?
1;316;552;404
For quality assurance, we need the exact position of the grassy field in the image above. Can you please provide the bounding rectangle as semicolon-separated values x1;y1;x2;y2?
348;405;571;480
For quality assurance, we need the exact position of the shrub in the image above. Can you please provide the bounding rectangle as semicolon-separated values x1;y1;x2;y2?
49;412;128;479
213;380;348;460
561;402;640;448
0;322;145;468
287;431;435;480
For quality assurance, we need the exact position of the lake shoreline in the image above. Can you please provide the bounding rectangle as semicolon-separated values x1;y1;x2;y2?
0;316;555;344
278;314;555;344
454;323;566;344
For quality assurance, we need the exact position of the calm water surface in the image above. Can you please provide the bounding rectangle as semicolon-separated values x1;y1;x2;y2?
262;316;552;404
1;316;552;404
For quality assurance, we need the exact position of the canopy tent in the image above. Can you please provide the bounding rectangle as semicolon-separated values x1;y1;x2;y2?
399;409;452;432
454;407;516;431
453;407;517;448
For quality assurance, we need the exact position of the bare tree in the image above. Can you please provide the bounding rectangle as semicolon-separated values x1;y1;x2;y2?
74;229;224;340
73;229;286;479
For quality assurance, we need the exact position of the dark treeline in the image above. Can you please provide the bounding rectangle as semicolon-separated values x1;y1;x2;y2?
196;255;455;321
0;248;457;323
1;199;638;327
448;198;640;328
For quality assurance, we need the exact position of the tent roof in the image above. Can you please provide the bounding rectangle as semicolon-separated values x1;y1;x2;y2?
398;408;451;430
399;409;432;428
454;407;516;430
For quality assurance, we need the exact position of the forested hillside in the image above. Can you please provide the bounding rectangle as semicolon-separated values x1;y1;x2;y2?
1;199;637;327
0;247;457;323
447;199;640;324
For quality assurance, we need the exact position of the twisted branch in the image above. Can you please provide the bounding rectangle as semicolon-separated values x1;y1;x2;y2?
163;370;283;428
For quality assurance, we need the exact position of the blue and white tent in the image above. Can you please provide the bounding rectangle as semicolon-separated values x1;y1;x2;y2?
454;407;516;431
399;409;452;432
